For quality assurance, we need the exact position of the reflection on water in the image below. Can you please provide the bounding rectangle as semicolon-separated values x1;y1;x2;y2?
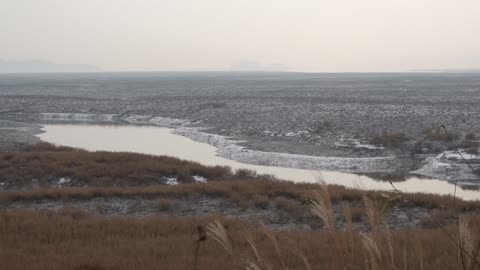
37;124;480;201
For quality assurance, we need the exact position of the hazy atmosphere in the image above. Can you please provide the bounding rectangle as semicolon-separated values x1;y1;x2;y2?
3;1;480;269
1;0;480;72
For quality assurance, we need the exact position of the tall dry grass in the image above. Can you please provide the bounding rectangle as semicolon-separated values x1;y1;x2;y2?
1;190;478;269
205;181;480;270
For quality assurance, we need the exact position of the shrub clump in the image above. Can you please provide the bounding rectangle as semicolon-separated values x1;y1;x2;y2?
234;169;257;179
423;126;459;141
465;132;477;141
252;195;270;209
460;133;479;155
157;198;176;211
369;132;409;146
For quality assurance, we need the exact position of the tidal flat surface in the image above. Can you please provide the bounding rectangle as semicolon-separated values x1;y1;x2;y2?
1;72;480;182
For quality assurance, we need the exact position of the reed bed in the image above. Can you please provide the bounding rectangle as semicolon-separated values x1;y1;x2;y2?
205;182;480;270
0;207;478;270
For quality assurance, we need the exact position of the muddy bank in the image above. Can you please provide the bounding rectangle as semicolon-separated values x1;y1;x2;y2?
6;194;437;231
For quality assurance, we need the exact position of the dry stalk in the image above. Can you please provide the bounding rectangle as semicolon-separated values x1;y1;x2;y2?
362;195;379;231
207;220;233;255
309;183;336;233
244;231;273;270
260;223;289;270
343;202;355;253
459;215;475;270
360;232;381;270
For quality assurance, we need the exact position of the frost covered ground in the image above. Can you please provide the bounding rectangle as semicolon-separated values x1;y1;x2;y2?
0;72;479;184
412;150;480;185
7;195;434;230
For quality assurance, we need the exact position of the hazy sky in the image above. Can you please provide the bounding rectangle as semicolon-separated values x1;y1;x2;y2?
1;0;479;72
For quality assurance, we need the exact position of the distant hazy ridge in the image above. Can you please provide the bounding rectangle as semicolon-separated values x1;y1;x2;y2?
0;59;100;73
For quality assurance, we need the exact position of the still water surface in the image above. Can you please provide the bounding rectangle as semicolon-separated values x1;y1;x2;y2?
37;124;480;201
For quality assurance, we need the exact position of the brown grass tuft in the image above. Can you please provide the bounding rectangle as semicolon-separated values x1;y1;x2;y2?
369;132;409;146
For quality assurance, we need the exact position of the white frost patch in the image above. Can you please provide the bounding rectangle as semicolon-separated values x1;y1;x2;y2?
264;130;280;137
192;175;207;183
175;127;241;149
124;115;191;127
225;147;394;172
412;157;451;175
442;150;479;161
164;177;179;185
411;158;457;180
333;142;349;147
411;150;479;181
264;130;308;138
125;115;190;127
353;140;385;150
57;177;71;187
176;127;395;172
41;113;191;128
124;115;152;124
149;117;190;127
282;131;308;137
0;127;33;132
41;113;116;123
334;138;384;150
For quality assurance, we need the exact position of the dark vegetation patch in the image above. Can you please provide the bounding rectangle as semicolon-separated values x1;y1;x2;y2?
360;172;407;182
460;133;480;155
0;142;243;188
369;132;409;147
465;133;478;141
423;126;458;141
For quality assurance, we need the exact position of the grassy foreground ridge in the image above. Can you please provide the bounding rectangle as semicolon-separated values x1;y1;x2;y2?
0;143;479;270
